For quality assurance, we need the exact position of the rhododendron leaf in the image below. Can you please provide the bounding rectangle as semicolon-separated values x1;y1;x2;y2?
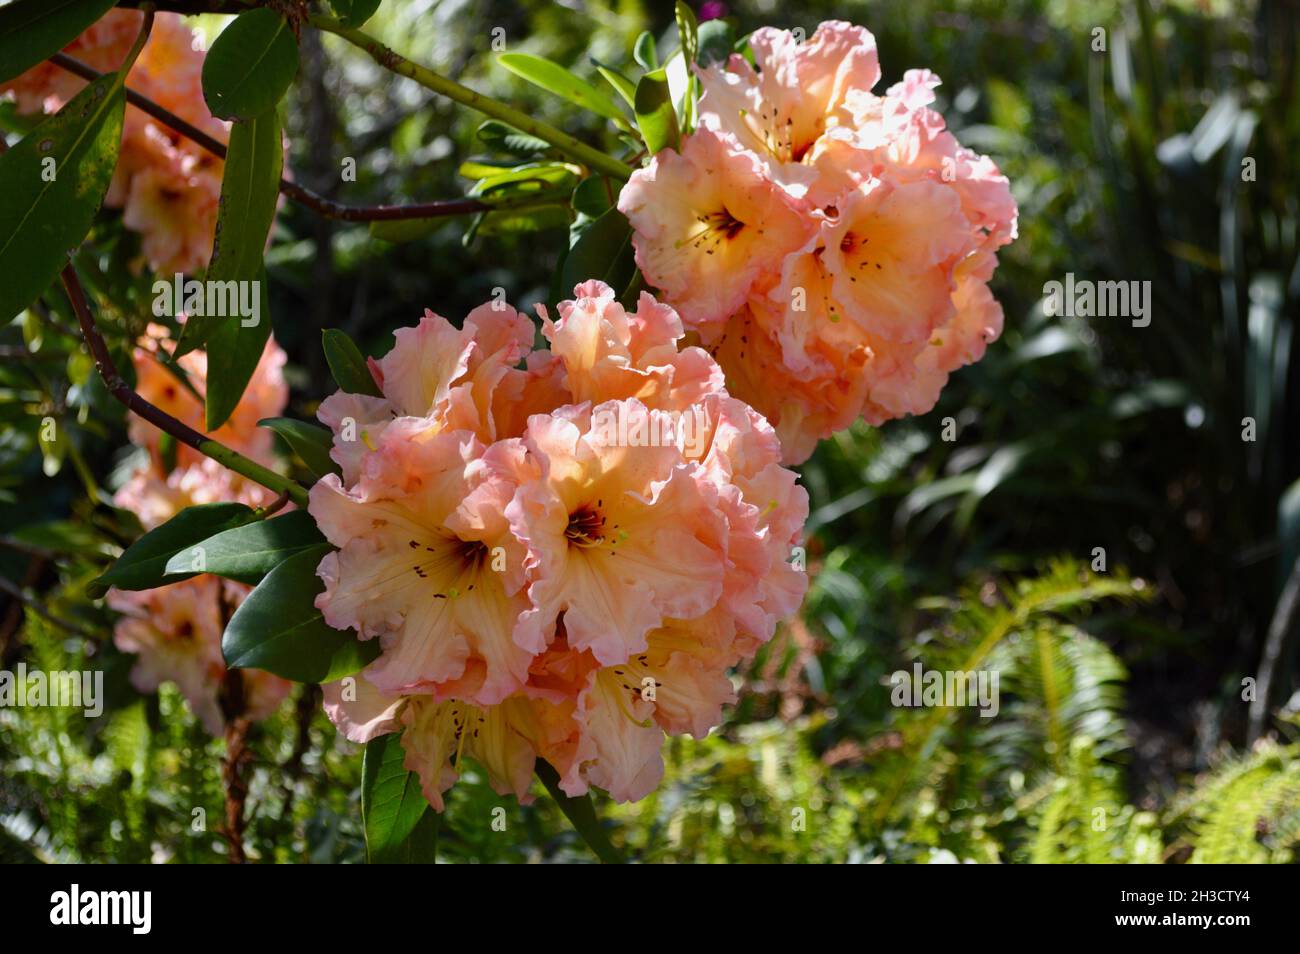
162;510;327;585
258;417;341;480
696;18;734;67
201;8;299;122
475;205;569;237
497;52;628;127
0;72;124;322
203;268;272;431
556;208;635;301
223;544;380;683
633;69;679;154
321;328;383;396
0;0;117;85
328;0;384;28
93;503;257;593
178;109;282;361
592;62;637;108
362;733;438;863
572;176;617;217
476;120;549;158
633;31;657;71
674;2;699;67
536;760;624;864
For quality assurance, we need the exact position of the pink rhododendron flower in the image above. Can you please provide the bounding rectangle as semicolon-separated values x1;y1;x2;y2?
128;322;288;471
1;11;231;274
619;20;1018;463
107;324;294;734
617;128;810;330
314;283;809;808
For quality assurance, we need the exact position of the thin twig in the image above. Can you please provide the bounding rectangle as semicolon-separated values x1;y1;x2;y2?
60;263;310;507
308;14;634;182
48;52;569;221
0;575;99;642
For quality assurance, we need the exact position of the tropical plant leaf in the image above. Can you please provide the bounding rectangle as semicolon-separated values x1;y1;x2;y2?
162;510;326;585
93;503;256;592
201;8;299;122
362;733;438;863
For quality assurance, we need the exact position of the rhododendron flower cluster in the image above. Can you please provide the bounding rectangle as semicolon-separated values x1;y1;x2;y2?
0;11;227;274
314;282;808;807
108;325;292;734
618;20;1018;463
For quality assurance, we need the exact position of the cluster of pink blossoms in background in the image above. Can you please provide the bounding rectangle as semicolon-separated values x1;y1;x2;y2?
108;326;291;734
619;20;1018;463
1;11;228;275
314;282;808;807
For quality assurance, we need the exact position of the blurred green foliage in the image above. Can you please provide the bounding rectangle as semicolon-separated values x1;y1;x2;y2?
2;0;1300;862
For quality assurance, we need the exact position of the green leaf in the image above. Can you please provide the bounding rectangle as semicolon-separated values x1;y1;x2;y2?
593;61;637;108
0;72;124;322
536;760;625;863
497;52;627;126
697;18;734;67
557;207;635;299
362;733;438;863
0;0;118;86
222;544;380;683
321;328;382;396
162;510;327;585
572;176;617;218
633;31;658;71
258;416;340;480
201;8;299;122
634;69;680;155
203;267;272;431
327;0;383;28
174;107;283;427
674;2;699;66
476;119;549;157
94;503;256;592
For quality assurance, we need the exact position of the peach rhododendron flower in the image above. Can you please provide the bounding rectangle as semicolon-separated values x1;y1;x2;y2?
619;20;1018;463
316;283;808;807
1;10;229;274
128;322;288;471
107;326;292;733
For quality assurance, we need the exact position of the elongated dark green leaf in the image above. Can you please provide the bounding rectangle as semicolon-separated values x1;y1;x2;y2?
162;510;326;585
328;0;383;28
572;175;616;217
558;207;635;299
363;733;438;863
558;207;635;298
94;503;256;592
0;0;118;86
0;72;124;321
203;267;272;431
322;328;383;396
258;417;340;480
536;760;625;863
186;110;282;430
634;69;679;155
222;544;379;682
201;8;299;122
497;52;627;126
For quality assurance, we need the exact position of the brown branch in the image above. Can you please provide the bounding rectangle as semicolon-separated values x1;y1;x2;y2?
48;53;563;222
61;263;310;505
